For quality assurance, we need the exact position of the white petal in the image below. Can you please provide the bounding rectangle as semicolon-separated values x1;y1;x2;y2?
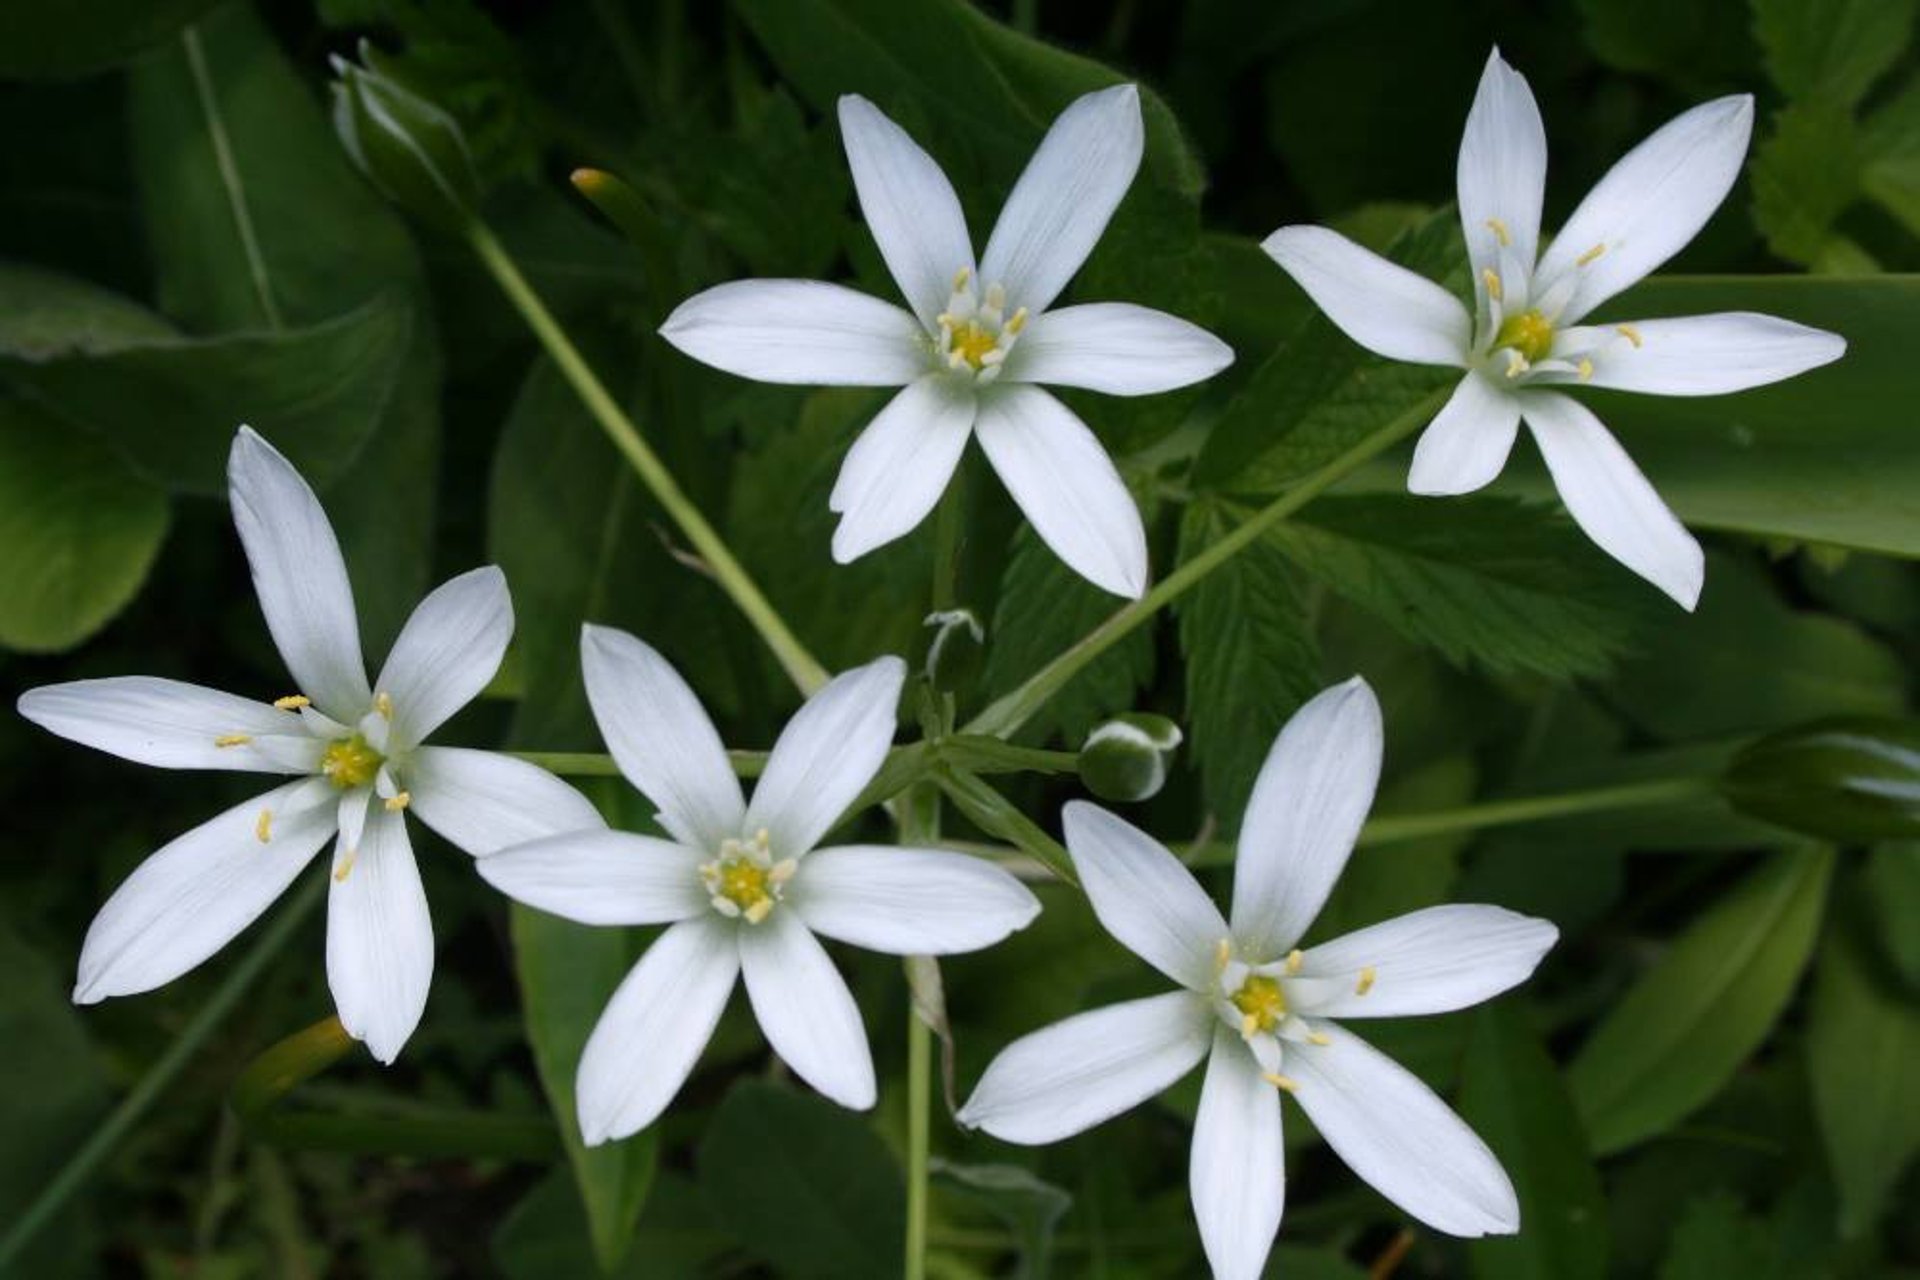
1063;801;1228;990
580;625;745;851
1534;95;1754;322
1008;303;1234;395
477;829;707;925
790;845;1040;954
1260;226;1472;367
1519;392;1703;610
979;84;1143;314
974;386;1146;599
326;808;432;1064
1571;312;1846;396
403;746;606;857
828;376;975;562
838;94;975;330
957;991;1210;1144
74;779;335;1003
738;911;875;1109
1289;904;1558;1019
1287;1023;1519;1237
744;656;904;860
1191;1031;1285;1280
17;677;317;774
576;916;739;1144
1458;50;1547;285
1407;373;1520;496
658;279;925;386
227;427;370;721
373;566;512;750
1231;678;1383;957
336;787;372;856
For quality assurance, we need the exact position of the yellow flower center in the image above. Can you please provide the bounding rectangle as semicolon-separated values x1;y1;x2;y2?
1230;975;1287;1036
699;830;795;925
1495;308;1555;363
717;859;771;910
321;735;383;790
949;320;1000;371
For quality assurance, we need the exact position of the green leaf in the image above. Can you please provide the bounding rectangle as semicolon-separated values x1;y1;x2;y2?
1861;73;1920;237
1271;494;1654;681
1805;906;1920;1238
1657;1192;1776;1279
0;0;222;80
509;904;658;1274
1459;1003;1609;1280
697;1080;904;1279
1311;755;1474;942
1752;0;1916;107
1749;102;1865;270
1864;843;1920;989
495;1167;723;1280
1175;498;1321;821
1569;846;1834;1154
0;397;169;653
1576;0;1757;90
929;1160;1070;1280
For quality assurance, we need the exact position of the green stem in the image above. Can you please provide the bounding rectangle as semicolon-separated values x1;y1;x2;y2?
0;876;324;1272
185;25;282;331
964;388;1448;740
1354;775;1717;848
467;223;828;696
514;748;768;778
906;992;932;1280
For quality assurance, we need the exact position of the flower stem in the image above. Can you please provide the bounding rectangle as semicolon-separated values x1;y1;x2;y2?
466;222;829;696
963;387;1449;739
0;876;324;1273
906;995;933;1280
1354;775;1718;848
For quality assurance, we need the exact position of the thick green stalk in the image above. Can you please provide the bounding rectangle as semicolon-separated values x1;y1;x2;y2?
466;223;828;695
964;388;1449;739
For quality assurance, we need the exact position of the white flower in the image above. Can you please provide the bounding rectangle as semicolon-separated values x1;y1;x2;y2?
659;85;1234;600
1263;49;1845;610
958;679;1557;1280
478;626;1042;1144
16;427;603;1063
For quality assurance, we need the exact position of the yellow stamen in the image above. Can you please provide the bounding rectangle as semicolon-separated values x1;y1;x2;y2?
1285;949;1304;975
1005;306;1029;335
1481;267;1503;302
373;691;394;719
1261;1072;1299;1094
1484;217;1511;247
1504;349;1528;379
384;790;411;813
950;321;998;370
334;850;357;882
1495;308;1555;363
1214;938;1233;971
1577;357;1594;382
1575;242;1607;267
1230;975;1287;1035
1355;966;1378;997
1616;323;1643;348
1240;1013;1261;1037
321;735;384;790
273;695;310;711
1307;1031;1332;1046
255;809;273;843
215;734;253;748
951;266;971;291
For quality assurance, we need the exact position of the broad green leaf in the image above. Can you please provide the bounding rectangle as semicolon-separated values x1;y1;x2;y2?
929;1160;1070;1280
1864;843;1920;989
1752;0;1916;107
1569;846;1834;1154
0;262;175;354
1271;494;1655;681
495;1167;723;1280
1175;498;1321;821
1805;909;1920;1237
0;398;169;653
697;1080;904;1279
1657;1192;1775;1279
1460;1003;1609;1280
1310;755;1474;943
0;0;222;80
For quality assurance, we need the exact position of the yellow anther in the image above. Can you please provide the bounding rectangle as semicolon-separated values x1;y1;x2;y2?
949;321;999;370
1231;975;1287;1035
333;850;357;882
273;695;310;711
1481;267;1503;302
373;691;395;719
1261;1072;1300;1094
952;266;971;291
1355;966;1378;996
1285;949;1304;975
1485;217;1511;247
1615;324;1643;348
255;809;273;844
321;735;384;790
1214;938;1233;971
1504;349;1529;379
1306;1031;1332;1046
1577;357;1594;382
215;734;253;748
1240;1013;1261;1037
1006;307;1029;335
1575;242;1607;267
744;899;773;925
384;790;411;813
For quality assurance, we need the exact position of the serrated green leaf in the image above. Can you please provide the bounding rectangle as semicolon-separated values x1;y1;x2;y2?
1861;72;1920;236
930;1160;1070;1280
1753;0;1915;107
1271;494;1652;680
1569;846;1834;1154
1749;102;1865;269
1577;0;1757;90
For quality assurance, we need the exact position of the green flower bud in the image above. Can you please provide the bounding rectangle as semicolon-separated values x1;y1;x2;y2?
1720;717;1920;843
920;608;985;695
1079;713;1184;803
330;41;479;233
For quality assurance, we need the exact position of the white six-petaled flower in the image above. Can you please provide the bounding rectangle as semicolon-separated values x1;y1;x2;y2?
1264;49;1846;610
958;678;1558;1280
658;85;1234;600
16;427;604;1063
478;626;1042;1144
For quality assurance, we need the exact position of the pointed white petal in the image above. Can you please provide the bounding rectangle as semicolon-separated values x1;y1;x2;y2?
1407;373;1520;496
1063;801;1229;990
1535;96;1754;322
958;991;1211;1144
1008;302;1234;395
227;427;370;721
980;84;1143;314
739;911;875;1109
974;386;1146;599
576;916;739;1144
1191;1031;1285;1280
580;625;745;851
1290;904;1558;1019
1288;1023;1520;1237
476;829;707;925
791;845;1040;955
373;566;512;750
1260;226;1472;367
404;746;606;857
1458;50;1548;284
658;279;925;386
838;94;975;330
1231;678;1383;956
1572;312;1846;396
74;779;335;1002
326;808;432;1064
744;656;904;860
1519;392;1703;609
828;376;975;562
17;677;318;774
